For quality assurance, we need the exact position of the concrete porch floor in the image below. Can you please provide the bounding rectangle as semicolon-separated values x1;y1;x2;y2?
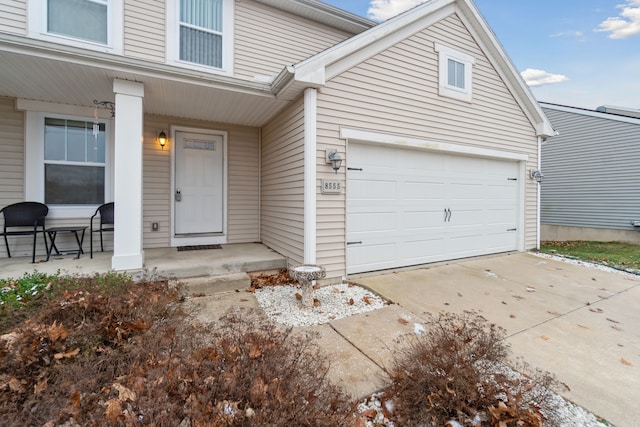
0;243;287;281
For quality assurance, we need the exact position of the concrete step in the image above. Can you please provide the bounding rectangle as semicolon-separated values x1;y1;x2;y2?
173;272;251;296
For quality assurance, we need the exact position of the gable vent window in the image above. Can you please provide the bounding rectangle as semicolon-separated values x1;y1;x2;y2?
435;43;475;102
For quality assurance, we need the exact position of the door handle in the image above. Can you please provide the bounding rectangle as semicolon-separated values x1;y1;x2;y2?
175;189;182;202
444;208;452;222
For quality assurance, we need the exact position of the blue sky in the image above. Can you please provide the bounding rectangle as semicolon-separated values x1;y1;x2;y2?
321;0;640;110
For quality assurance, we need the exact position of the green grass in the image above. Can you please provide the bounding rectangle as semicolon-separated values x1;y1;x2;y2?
539;241;640;272
0;271;133;333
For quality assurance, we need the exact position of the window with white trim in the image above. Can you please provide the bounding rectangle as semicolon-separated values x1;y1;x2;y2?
434;43;475;102
24;108;113;218
167;0;234;75
44;118;106;205
28;0;123;52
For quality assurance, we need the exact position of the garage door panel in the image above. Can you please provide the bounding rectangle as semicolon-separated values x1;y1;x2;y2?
348;212;396;233
347;144;521;274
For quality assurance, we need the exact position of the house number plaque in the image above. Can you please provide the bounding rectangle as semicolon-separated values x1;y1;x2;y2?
321;179;342;194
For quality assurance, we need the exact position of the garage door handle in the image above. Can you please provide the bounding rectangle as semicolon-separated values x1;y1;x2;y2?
348;167;363;171
444;208;452;222
347;241;362;245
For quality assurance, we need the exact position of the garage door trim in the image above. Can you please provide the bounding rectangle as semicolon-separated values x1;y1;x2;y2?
340;127;529;162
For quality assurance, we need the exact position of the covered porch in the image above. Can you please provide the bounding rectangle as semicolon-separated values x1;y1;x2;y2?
0;243;287;282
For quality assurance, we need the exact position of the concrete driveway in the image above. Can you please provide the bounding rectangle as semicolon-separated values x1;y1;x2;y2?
355;252;640;427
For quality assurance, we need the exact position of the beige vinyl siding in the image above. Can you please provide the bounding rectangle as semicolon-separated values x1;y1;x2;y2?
234;0;353;81
260;97;305;265
316;14;539;276
124;0;165;62
142;115;260;248
0;0;27;36
0;97;26;258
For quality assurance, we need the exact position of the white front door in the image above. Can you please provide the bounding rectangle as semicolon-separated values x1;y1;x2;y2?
175;130;224;235
347;143;521;274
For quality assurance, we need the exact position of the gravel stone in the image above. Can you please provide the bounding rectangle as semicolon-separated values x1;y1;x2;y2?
254;283;387;327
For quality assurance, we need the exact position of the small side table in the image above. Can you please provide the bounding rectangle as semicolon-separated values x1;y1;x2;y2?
46;226;87;261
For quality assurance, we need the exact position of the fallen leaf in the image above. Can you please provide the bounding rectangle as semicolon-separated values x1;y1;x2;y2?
512;295;524;300
397;318;409;325
333;287;341;293
104;398;122;424
457;292;463;297
349;298;354;305
246;287;256;293
589;308;603;313
54;348;80;359
313;298;321;307
541;335;550;341
295;293;302;301
526;286;536;292
360;408;376;419
328;315;336;320
34;379;48;395
509;314;516;318
621;358;633;367
577;324;590;330
113;383;137;401
362;296;372;305
8;377;25;393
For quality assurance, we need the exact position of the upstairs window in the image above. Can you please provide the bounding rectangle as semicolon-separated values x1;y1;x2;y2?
44;118;106;205
47;0;108;44
435;43;475;102
28;0;123;52
167;0;233;75
180;0;223;68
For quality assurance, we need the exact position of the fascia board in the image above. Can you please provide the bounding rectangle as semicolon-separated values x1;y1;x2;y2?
456;0;555;138
292;0;456;85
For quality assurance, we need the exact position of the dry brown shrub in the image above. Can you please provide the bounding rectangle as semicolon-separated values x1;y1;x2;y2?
0;277;355;426
388;311;560;426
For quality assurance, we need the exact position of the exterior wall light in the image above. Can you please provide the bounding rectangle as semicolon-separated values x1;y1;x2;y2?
529;169;544;183
326;149;342;174
158;130;167;149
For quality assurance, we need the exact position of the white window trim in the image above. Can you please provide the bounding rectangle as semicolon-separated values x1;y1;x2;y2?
27;0;123;54
166;0;234;76
434;42;475;102
23;105;114;220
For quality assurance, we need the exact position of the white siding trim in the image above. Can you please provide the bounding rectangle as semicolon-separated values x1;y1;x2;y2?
340;128;529;161
304;88;317;264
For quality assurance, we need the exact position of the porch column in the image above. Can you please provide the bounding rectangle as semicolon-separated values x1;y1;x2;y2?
303;88;317;264
112;79;145;270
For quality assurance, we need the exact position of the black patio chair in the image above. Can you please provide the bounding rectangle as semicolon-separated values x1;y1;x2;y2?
0;201;49;263
90;202;114;258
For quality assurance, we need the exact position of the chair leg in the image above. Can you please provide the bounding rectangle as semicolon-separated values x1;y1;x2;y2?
32;231;37;263
100;230;104;252
90;224;94;259
4;235;10;258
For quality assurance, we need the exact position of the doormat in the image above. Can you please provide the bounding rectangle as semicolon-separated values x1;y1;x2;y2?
177;244;222;251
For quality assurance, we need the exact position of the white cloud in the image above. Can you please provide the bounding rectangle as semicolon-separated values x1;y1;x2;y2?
596;0;640;39
550;31;586;42
521;69;569;87
367;0;427;21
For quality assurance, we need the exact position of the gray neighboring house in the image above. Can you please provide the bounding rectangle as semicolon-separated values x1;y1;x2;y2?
540;102;640;244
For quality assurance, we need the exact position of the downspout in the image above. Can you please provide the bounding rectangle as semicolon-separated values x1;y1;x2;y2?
536;136;542;249
303;88;318;264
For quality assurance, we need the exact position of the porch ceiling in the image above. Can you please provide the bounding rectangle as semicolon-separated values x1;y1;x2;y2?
0;40;294;127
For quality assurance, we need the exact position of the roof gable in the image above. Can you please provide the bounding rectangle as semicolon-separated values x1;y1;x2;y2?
276;0;554;138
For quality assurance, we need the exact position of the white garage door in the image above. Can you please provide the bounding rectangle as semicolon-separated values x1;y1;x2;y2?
347;143;521;274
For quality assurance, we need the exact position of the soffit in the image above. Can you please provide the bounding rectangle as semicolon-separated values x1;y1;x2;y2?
0;40;292;127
